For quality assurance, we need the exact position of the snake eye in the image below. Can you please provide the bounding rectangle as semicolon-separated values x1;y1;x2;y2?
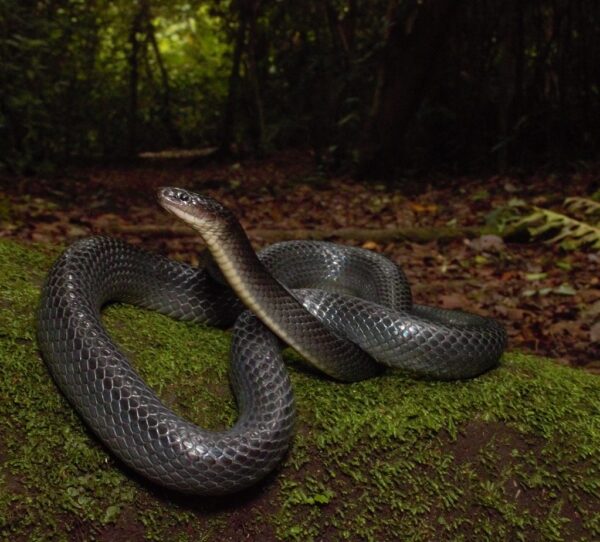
179;192;190;203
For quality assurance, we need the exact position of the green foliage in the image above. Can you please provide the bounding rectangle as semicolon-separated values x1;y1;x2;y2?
485;198;527;233
1;0;600;172
564;197;600;221
153;4;230;140
0;1;101;170
517;200;600;250
0;0;230;170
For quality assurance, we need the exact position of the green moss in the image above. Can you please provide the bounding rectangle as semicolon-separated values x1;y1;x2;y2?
0;239;598;541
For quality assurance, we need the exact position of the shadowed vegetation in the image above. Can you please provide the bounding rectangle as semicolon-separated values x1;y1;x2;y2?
1;0;599;175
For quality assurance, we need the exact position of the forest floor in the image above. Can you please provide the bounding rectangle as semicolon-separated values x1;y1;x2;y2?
0;150;598;371
0;151;599;541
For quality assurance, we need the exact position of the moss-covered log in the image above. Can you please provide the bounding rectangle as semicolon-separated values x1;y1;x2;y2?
0;240;598;541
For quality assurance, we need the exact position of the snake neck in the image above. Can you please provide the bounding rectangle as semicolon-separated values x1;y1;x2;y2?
198;223;376;380
202;223;304;343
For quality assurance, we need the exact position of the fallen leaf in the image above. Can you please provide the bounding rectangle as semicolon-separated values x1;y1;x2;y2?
582;300;600;319
526;272;547;281
362;241;380;251
555;261;572;271
93;213;123;228
469;234;505;252
66;224;89;238
547;321;582;337
409;202;438;213
506;308;526;320
495;306;526;321
440;293;471;310
553;283;577;296
470;189;489;201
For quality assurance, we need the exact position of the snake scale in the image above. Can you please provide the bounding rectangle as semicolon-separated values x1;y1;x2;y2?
37;187;507;495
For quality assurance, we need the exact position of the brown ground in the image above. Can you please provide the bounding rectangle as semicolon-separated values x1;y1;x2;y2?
1;150;598;371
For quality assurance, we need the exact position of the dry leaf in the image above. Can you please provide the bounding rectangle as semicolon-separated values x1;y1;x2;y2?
440;293;471;310
362;241;380;251
409;202;438;214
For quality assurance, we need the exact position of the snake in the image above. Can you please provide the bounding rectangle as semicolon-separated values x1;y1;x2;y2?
37;187;507;495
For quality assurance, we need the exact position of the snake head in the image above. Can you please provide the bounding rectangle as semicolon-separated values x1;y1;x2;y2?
158;187;239;241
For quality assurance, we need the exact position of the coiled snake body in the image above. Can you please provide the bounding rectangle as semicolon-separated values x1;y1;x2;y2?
37;188;506;495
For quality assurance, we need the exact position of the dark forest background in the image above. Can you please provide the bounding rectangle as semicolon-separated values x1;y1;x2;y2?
1;0;599;176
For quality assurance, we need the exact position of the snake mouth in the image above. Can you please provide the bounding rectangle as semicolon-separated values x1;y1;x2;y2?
158;187;234;238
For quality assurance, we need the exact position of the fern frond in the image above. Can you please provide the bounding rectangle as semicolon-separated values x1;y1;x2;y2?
517;206;600;250
564;197;600;225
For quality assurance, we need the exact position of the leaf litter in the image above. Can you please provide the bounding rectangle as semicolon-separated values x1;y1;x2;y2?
0;150;597;371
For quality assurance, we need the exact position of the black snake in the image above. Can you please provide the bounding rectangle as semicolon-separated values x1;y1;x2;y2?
36;187;507;495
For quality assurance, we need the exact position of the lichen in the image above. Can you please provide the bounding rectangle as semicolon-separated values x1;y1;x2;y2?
0;239;598;541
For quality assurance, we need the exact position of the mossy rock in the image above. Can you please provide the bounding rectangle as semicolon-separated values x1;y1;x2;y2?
0;239;598;542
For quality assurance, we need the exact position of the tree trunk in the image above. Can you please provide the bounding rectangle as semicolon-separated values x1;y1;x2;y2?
146;14;182;147
555;0;572;162
245;1;265;155
127;3;145;157
357;0;460;179
496;0;524;170
219;0;251;156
